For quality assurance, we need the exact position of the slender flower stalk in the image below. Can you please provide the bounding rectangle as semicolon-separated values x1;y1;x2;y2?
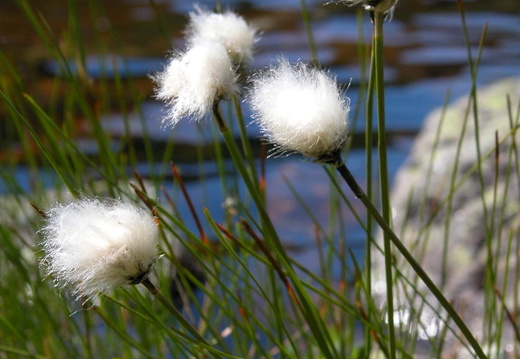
248;58;487;359
213;80;341;359
334;1;398;355
371;8;396;358
40;198;159;300
140;277;221;358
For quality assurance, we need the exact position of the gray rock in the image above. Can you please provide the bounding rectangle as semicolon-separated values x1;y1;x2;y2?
372;77;520;358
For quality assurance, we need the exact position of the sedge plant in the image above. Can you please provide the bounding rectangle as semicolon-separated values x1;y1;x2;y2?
154;8;345;358
246;52;486;358
38;197;228;358
0;0;511;358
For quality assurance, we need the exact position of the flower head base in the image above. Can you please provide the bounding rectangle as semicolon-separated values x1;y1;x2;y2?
248;59;350;163
40;198;159;300
186;6;257;64
153;42;238;126
329;0;398;19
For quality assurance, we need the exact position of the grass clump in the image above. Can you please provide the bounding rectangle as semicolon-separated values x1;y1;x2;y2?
1;1;517;358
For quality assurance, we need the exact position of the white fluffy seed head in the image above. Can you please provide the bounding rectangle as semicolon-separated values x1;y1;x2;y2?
249;59;350;162
153;42;238;126
40;198;159;300
186;6;257;64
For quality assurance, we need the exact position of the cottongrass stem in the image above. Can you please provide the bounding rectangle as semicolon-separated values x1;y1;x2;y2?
249;57;487;359
40;198;159;301
186;6;258;65
139;277;222;357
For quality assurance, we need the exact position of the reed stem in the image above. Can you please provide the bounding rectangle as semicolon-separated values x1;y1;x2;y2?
372;10;396;358
141;278;222;359
363;8;375;351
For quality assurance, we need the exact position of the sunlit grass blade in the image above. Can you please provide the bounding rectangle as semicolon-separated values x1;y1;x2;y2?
371;11;396;358
299;0;319;66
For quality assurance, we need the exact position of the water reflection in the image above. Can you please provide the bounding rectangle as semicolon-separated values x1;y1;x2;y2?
43;54;165;79
2;0;520;271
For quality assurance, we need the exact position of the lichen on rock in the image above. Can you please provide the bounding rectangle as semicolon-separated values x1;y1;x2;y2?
372;77;520;358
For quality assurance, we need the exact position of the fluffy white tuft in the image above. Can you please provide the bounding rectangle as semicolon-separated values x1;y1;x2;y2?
248;58;350;162
153;42;238;126
40;198;159;300
186;6;257;64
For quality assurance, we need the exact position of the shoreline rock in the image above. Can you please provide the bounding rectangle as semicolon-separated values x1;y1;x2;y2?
372;77;520;358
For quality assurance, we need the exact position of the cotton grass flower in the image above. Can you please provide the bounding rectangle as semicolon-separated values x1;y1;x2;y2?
40;198;159;300
186;6;257;64
248;58;350;163
153;42;238;126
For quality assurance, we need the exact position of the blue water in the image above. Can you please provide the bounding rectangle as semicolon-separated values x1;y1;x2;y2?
4;3;520;272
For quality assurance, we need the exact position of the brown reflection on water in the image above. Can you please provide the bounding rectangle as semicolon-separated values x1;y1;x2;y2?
1;1;514;94
1;0;518;158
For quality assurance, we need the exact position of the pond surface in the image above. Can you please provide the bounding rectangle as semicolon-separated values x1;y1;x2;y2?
1;0;520;273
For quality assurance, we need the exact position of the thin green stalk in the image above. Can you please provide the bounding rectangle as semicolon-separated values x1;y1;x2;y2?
232;94;260;193
233;198;475;355
299;0;319;66
418;123;519;253
140;278;228;359
459;2;490;232
17;0;120;186
364;12;376;352
0;346;46;359
149;0;173;47
212;103;339;359
67;0;87;82
82;307;94;359
91;305;157;358
440;32;486;290
204;209;301;357
0;91;78;196
459;4;497;347
507;98;520;357
495;97;519;280
333;161;487;359
372;10;396;358
460;9;496;345
491;101;520;353
495;229;516;352
419;91;450;227
0;54;40;179
352;7;368;134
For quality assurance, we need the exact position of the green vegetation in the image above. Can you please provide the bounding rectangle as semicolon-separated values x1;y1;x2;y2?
1;1;517;358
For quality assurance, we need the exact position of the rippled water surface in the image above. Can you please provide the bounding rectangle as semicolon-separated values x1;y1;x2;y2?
1;0;519;267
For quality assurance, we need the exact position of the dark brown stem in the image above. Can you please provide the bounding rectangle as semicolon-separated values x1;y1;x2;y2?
212;102;227;132
171;162;208;245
